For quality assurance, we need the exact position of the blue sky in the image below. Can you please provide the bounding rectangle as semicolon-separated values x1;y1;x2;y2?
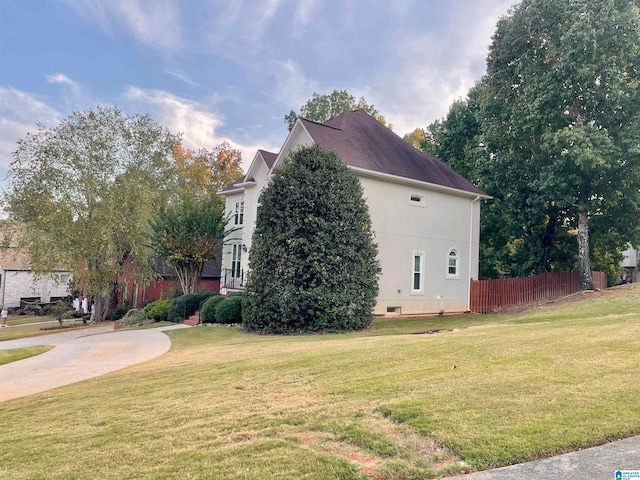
0;0;517;184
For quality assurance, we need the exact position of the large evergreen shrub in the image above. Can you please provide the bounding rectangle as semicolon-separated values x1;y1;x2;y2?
243;144;380;334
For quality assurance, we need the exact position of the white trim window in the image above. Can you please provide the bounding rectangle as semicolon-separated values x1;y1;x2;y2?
411;250;425;294
232;244;242;278
447;249;460;279
234;201;244;226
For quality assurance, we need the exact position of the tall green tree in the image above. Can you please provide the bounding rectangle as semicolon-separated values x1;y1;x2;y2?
285;89;390;130
484;0;640;289
148;142;241;294
150;196;226;294
5;107;177;320
243;145;380;334
435;0;640;287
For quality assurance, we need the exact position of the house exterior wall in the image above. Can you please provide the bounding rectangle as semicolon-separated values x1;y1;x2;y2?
0;269;71;308
221;153;275;289
239;160;271;271
358;175;480;314
222;190;246;288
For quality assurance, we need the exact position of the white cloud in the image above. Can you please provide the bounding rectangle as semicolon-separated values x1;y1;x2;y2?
248;0;284;40
46;73;98;113
0;87;61;169
163;69;200;87
122;86;263;170
62;0;182;51
293;0;321;36
270;59;318;107
372;0;516;136
46;73;78;87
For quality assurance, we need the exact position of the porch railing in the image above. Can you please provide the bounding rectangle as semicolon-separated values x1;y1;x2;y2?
221;268;245;291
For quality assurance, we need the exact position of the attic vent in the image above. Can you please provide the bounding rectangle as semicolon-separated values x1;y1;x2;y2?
409;192;426;206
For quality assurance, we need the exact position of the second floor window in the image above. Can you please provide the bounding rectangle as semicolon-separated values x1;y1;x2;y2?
235;201;244;225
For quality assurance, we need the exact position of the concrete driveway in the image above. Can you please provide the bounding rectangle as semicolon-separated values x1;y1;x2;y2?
0;324;188;402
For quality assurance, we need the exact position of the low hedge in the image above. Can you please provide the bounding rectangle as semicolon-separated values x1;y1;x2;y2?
215;294;244;324
201;295;225;323
144;298;172;322
167;292;215;323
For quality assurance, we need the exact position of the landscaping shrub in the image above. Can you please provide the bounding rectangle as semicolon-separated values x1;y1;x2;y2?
167;292;215;323
109;302;130;321
243;145;380;334
200;295;224;323
121;308;146;327
215;294;243;324
144;298;172;322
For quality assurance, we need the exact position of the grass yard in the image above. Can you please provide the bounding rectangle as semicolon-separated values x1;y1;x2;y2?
0;345;53;365
0;319;91;342
0;284;639;479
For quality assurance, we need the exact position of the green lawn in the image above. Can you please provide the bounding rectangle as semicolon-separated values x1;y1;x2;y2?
0;345;53;365
0;319;92;342
0;284;639;479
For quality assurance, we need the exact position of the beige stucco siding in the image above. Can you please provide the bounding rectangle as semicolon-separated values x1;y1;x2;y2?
358;175;480;315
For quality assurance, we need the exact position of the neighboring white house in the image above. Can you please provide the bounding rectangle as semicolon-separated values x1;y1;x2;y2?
622;246;639;283
219;110;490;315
0;246;71;308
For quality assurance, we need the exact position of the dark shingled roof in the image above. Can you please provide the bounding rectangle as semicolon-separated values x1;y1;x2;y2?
258;149;277;169
300;110;486;196
218;150;277;193
218;174;246;194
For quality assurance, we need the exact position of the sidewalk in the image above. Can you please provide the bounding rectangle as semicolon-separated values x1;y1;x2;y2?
449;436;640;480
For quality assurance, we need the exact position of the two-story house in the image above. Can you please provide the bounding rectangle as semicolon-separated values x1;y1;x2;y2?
219;110;490;315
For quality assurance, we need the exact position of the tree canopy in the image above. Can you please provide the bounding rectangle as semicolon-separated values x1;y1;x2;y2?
148;142;241;294
423;0;640;286
5;107;178;320
150;196;225;294
285;89;390;130
171;142;243;204
243;145;380;334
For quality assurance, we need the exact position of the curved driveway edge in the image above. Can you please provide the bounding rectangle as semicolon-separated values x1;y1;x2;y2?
0;324;188;402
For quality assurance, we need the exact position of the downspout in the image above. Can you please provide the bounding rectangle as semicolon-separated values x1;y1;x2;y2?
467;196;481;312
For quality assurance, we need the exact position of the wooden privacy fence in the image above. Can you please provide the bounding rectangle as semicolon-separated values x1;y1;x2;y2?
470;271;607;314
